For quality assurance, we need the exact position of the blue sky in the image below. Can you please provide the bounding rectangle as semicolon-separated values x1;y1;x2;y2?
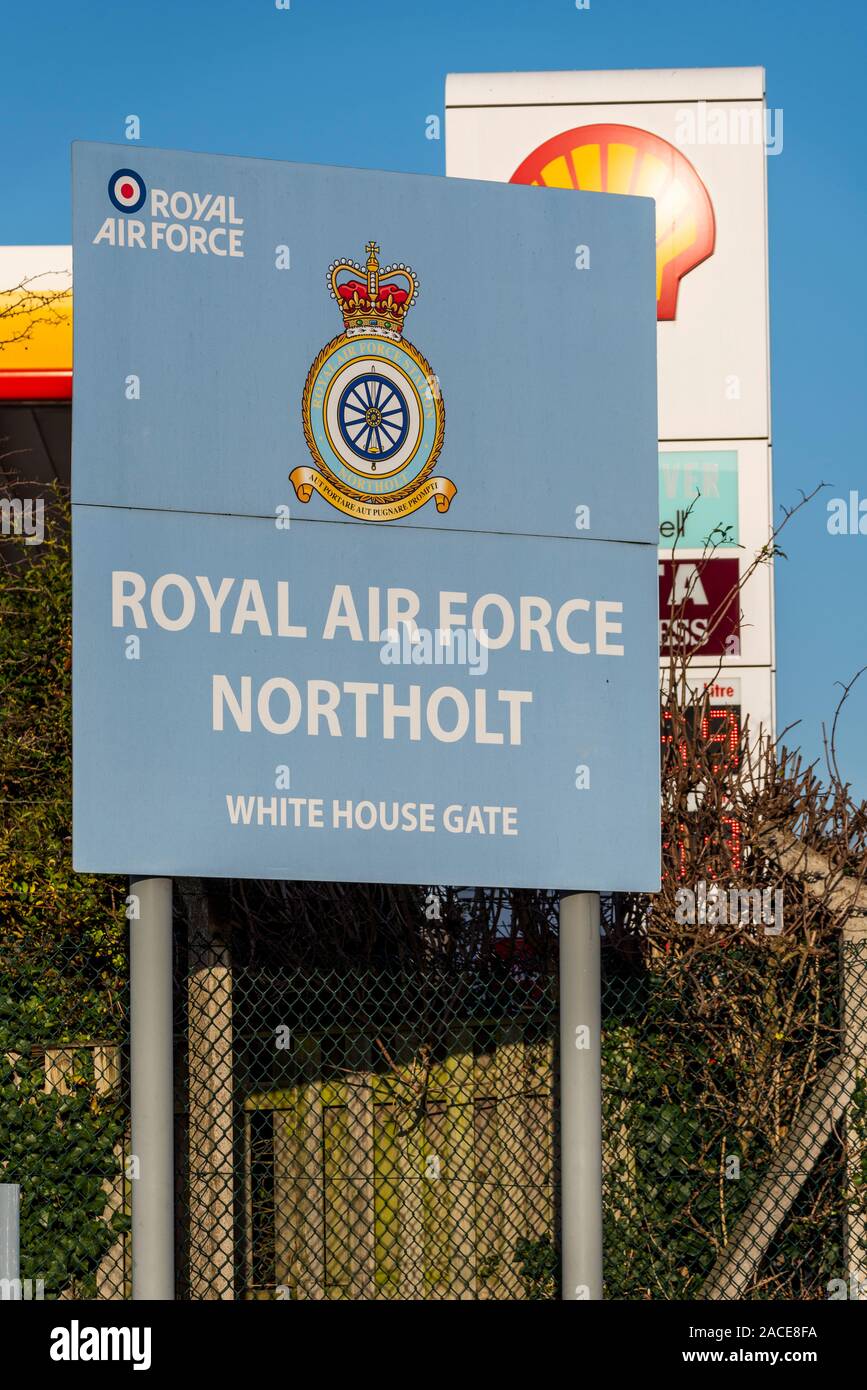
2;0;865;798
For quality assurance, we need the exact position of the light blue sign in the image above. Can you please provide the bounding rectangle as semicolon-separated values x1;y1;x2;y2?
658;450;739;548
72;144;660;890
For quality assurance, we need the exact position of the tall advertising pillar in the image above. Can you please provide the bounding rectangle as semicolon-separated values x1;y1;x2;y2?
446;67;775;746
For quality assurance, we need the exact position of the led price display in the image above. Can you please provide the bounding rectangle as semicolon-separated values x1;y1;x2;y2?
661;704;741;774
661;703;743;876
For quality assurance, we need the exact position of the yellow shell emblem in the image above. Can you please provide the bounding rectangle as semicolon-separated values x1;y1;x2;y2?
511;123;715;320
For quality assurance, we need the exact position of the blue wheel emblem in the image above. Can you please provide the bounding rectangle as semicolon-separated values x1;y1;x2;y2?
337;372;409;466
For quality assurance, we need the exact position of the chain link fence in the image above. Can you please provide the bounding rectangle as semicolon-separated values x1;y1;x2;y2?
179;966;558;1301
3;891;866;1300
602;936;867;1300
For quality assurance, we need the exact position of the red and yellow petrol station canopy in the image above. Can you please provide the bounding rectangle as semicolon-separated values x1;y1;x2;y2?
0;247;72;400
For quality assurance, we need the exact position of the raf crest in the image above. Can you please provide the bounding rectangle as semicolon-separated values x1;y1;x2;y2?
293;242;454;522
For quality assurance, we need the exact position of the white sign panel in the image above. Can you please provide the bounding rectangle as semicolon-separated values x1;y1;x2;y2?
445;67;771;443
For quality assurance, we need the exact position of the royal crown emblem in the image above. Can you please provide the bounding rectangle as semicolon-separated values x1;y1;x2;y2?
293;242;454;521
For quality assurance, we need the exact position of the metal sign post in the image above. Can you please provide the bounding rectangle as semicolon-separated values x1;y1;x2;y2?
130;876;175;1300
0;1184;20;1299
559;893;603;1299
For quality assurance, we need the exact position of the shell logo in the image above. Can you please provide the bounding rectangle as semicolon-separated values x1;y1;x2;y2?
510;123;715;321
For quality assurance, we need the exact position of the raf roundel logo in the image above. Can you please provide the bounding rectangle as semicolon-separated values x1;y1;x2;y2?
293;241;455;522
108;168;147;214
